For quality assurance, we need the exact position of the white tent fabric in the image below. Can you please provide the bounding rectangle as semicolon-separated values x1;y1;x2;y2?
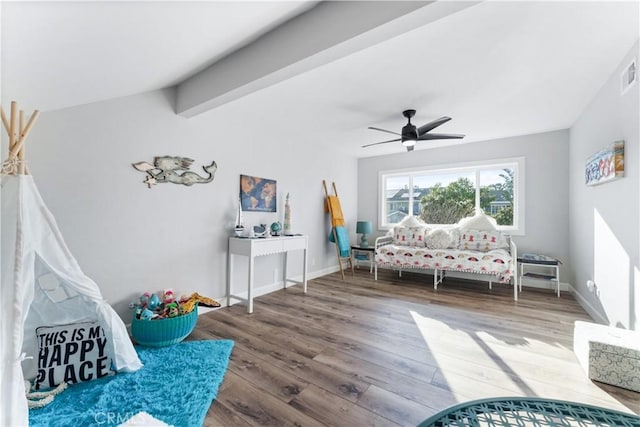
1;175;142;426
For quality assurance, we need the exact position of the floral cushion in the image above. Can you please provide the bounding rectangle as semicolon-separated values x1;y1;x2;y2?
393;225;428;247
459;229;508;252
375;244;512;283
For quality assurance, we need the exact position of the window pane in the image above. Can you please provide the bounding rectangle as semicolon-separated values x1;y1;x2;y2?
479;168;514;226
379;159;521;232
384;175;410;225
416;172;476;224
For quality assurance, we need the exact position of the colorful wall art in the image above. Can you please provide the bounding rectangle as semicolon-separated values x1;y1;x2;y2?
585;140;624;186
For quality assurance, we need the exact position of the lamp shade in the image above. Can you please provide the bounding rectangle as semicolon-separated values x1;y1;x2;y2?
356;221;372;235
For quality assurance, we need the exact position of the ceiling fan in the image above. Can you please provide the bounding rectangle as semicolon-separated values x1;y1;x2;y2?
363;109;464;152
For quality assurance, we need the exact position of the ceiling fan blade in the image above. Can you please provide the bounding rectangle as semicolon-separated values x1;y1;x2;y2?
406;145;415;152
417;133;465;140
368;126;401;136
417;116;451;135
362;138;401;148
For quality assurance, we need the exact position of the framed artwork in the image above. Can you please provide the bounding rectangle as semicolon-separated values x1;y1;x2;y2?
585;140;624;186
240;174;277;212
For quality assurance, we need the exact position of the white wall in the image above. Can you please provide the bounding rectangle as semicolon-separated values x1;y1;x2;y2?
569;41;640;330
357;130;571;285
25;88;358;321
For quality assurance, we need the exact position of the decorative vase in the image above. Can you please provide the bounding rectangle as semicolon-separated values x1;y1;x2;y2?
234;199;244;236
284;193;291;234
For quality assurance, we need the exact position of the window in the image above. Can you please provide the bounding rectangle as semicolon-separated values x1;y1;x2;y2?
379;158;524;234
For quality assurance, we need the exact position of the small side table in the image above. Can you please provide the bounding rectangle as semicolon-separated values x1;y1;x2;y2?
517;254;562;297
351;245;375;273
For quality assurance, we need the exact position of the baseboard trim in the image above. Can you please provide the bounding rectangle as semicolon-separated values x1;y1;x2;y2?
519;279;570;292
568;284;608;325
226;264;341;307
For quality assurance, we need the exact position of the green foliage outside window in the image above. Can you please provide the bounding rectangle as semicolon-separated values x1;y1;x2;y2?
419;179;475;224
419;169;514;225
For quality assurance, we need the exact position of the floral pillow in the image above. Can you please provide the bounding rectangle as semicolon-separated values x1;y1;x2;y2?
393;225;428;247
459;229;508;252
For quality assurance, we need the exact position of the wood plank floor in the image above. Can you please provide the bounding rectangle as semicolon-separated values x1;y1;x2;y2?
190;269;640;426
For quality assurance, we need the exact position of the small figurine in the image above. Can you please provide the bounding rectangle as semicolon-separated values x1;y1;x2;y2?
148;293;161;310
166;302;180;318
139;292;151;308
163;289;175;304
252;224;268;238
140;308;154;321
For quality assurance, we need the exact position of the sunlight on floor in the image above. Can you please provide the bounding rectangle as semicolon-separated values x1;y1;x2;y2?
409;310;634;411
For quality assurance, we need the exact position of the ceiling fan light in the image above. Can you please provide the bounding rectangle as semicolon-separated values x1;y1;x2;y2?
402;139;416;147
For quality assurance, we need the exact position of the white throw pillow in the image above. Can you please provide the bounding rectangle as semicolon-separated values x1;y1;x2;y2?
425;229;451;249
458;211;498;231
34;322;115;390
447;228;461;248
398;215;425;227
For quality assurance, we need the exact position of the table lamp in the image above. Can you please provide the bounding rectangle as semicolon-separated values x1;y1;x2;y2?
356;221;373;248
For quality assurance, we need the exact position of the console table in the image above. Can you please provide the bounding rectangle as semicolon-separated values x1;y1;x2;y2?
227;235;308;313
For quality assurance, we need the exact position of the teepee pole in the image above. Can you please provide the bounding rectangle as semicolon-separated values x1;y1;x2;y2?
8;101;17;153
18;110;26;174
0;106;9;135
8;110;39;161
1;100;39;175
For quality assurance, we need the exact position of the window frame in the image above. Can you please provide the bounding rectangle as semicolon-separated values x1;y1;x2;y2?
378;157;525;235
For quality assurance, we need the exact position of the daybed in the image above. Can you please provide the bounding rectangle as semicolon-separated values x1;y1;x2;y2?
374;212;519;300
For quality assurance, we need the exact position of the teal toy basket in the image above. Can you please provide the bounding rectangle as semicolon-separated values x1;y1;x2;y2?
131;306;198;347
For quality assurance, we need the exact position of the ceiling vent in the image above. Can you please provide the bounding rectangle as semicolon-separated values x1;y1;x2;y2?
621;57;637;95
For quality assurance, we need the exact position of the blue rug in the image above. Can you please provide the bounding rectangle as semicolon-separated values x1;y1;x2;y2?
30;339;234;427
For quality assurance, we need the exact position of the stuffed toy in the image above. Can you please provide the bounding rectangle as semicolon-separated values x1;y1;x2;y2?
180;292;221;314
25;380;67;409
140;308;154;320
147;293;161;310
163;289;175;304
165;302;179;318
139;292;151;308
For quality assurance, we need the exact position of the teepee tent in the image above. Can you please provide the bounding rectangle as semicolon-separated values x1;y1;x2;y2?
0;101;142;426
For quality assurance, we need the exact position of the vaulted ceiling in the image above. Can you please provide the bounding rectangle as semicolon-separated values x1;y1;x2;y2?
2;1;638;157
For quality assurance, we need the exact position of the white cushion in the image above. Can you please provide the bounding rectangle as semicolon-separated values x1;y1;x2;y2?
457;211;498;231
398;215;425;227
426;228;455;249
